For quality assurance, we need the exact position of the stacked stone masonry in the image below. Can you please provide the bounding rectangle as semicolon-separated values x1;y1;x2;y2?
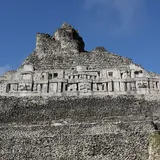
0;63;160;96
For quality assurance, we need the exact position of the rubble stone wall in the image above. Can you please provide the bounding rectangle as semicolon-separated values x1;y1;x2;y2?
0;95;160;159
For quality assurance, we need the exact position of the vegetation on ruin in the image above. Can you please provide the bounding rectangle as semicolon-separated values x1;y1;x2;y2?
149;132;160;160
150;132;160;149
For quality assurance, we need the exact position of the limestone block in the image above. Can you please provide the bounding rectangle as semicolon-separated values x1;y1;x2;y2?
77;66;85;72
100;70;107;79
49;83;58;93
158;81;160;89
37;84;41;93
113;70;121;79
23;65;34;72
102;83;107;91
149;81;154;89
131;81;136;91
42;84;48;93
63;82;67;91
22;73;32;80
108;82;113;92
87;75;90;80
33;84;37;92
10;84;18;92
127;82;131;91
93;83;97;91
120;82;125;92
74;75;78;79
131;70;135;78
114;81;120;92
57;82;62;92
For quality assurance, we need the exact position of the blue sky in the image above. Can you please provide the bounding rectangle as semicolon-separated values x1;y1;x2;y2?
0;0;160;75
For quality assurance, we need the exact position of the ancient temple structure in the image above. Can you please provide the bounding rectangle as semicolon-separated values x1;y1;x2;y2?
0;23;160;96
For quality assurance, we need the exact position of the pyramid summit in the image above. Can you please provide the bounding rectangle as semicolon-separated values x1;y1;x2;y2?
0;23;160;96
23;22;132;70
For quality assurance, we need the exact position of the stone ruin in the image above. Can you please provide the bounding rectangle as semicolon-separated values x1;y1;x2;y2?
0;22;160;160
0;22;160;97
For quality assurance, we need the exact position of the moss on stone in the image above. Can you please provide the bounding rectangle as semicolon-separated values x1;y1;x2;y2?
149;132;160;160
150;132;160;147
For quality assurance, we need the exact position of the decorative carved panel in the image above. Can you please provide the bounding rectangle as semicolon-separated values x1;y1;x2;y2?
79;83;91;93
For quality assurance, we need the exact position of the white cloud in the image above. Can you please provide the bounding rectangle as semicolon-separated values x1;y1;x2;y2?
0;65;11;76
84;0;146;36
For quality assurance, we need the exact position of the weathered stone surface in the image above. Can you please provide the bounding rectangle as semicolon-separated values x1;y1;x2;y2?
0;122;153;160
23;22;85;70
0;95;157;124
22;22;132;70
0;95;159;159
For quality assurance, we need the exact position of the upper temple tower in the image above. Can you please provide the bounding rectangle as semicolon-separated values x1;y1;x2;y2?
22;22;135;70
35;22;85;58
